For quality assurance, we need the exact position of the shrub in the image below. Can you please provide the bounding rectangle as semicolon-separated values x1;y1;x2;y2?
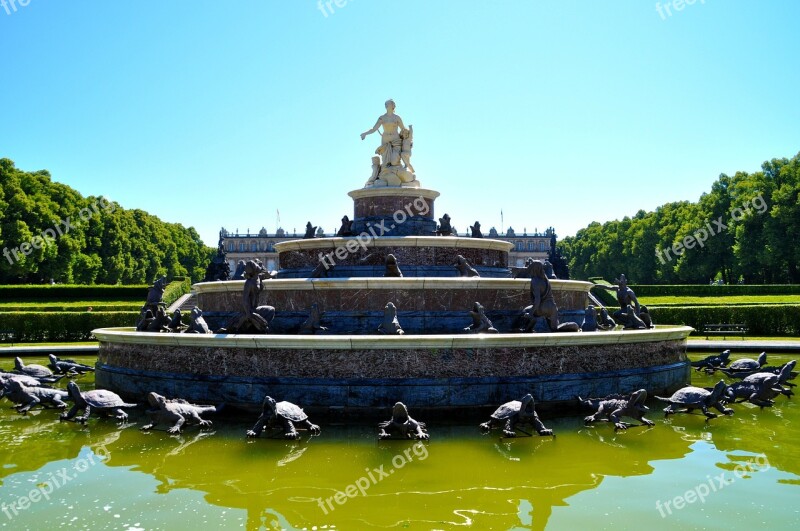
0;285;147;301
162;278;192;308
0;312;138;342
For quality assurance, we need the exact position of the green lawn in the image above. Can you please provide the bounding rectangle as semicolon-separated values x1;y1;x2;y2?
0;341;99;348
640;295;800;306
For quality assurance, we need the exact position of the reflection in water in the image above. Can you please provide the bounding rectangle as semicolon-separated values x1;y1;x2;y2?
0;354;798;529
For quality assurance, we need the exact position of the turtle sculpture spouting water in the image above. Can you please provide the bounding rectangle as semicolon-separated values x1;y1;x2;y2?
141;392;222;434
3;380;70;414
750;360;797;387
47;354;95;376
691;350;731;374
12;357;63;383
580;389;655;431
656;380;733;419
60;381;137;424
378;402;429;440
724;373;789;408
480;394;554;437
719;352;767;378
246;396;320;439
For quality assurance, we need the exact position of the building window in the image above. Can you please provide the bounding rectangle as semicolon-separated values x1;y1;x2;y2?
528;241;534;251
539;241;547;251
251;242;257;252
228;242;234;252
516;241;523;251
239;243;244;252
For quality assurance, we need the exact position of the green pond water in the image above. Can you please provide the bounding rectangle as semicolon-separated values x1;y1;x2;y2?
1;353;799;531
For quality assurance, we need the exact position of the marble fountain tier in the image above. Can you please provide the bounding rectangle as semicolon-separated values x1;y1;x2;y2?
94;185;692;416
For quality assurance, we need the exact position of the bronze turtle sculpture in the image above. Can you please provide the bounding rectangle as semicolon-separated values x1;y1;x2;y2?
656;380;733;419
580;388;655;431
379;402;429;440
725;373;789;408
3;379;70;414
719;352;767;377
141;392;222;434
761;360;798;387
60;381;137;424
12;357;63;383
246;395;320;439
480;394;553;437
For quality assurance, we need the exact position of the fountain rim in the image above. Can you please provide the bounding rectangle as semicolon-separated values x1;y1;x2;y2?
93;325;694;349
192;277;594;293
347;187;441;200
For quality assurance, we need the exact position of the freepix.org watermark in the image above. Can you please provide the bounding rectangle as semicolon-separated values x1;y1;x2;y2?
655;453;770;518
316;0;354;18
316;441;428;514
2;446;110;521
3;197;116;266
655;0;706;21
318;195;429;271
655;194;767;265
1;0;31;16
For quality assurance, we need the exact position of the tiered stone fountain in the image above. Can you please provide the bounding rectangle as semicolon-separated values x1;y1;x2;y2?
94;102;692;415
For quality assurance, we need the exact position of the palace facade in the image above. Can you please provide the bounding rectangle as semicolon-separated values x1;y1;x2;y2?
219;225;561;273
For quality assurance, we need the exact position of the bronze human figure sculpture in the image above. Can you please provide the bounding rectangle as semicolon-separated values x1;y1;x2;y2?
521;261;579;332
595;275;653;328
228;260;275;334
303;222;317;239
470;221;483;238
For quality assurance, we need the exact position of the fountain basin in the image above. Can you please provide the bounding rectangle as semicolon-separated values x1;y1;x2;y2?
94;326;692;414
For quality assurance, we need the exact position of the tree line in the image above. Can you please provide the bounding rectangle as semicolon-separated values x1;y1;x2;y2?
560;151;800;284
0;158;213;284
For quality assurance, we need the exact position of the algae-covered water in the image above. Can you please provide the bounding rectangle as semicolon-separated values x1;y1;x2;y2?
1;354;798;530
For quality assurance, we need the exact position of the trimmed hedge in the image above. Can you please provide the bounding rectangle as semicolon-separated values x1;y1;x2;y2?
589;286;618;307
631;285;800;297
0;312;138;342
162;278;192;308
0;285;148;301
649;304;800;336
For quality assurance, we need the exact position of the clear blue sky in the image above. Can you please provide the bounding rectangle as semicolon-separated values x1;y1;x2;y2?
2;0;798;245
